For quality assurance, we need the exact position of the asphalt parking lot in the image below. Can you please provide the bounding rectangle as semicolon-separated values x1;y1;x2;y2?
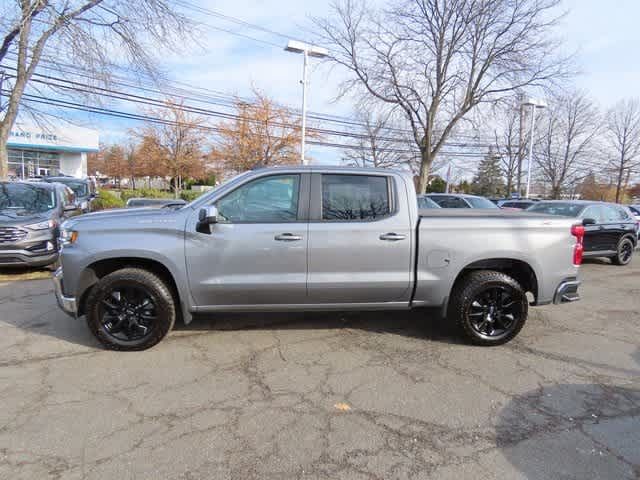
0;259;638;479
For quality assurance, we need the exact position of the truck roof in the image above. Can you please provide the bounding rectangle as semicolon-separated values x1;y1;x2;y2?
252;165;412;176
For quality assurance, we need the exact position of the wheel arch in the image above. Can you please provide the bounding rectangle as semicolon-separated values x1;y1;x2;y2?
444;258;539;316
77;257;189;323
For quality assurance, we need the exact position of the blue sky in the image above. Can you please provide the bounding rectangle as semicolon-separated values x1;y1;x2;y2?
26;0;640;165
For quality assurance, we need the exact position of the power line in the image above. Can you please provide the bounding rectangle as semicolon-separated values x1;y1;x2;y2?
1;64;498;152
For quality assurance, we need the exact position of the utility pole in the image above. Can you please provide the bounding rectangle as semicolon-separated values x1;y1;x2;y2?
517;102;525;195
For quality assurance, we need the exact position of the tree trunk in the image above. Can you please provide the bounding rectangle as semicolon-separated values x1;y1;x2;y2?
0;125;10;180
417;150;431;194
615;162;625;203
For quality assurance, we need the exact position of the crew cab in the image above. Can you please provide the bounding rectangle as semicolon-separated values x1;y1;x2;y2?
53;167;583;350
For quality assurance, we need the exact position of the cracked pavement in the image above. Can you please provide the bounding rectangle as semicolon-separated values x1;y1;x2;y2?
0;258;638;479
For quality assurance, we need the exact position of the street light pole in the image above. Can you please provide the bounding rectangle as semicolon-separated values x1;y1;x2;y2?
300;49;308;165
521;97;547;198
525;104;537;199
285;40;328;165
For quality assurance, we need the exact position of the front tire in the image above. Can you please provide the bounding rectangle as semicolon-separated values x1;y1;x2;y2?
85;268;175;351
611;237;634;266
448;270;528;346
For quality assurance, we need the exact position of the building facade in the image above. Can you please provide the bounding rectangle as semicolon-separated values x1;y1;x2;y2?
7;122;99;179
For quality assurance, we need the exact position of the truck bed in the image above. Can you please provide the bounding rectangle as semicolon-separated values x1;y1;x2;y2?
418;208;557;219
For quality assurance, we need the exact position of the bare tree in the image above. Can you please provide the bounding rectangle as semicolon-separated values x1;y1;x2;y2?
315;0;570;193
0;0;192;179
342;107;417;169
535;91;600;199
604;99;640;203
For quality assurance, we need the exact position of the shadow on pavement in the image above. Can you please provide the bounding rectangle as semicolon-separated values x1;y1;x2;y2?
174;308;466;346
496;382;640;479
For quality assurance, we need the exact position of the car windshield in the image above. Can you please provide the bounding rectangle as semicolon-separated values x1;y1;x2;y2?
46;178;88;197
417;196;440;208
64;181;89;197
0;183;56;213
465;196;499;208
526;202;584;217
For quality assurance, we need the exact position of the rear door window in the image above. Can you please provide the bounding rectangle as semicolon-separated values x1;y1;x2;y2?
321;174;391;221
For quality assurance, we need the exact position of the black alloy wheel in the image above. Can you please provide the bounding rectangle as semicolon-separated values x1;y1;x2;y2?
86;268;175;350
612;237;634;266
99;286;158;342
448;270;528;346
467;286;521;340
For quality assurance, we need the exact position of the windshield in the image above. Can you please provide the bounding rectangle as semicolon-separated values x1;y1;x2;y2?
466;196;499;208
526;202;585;217
188;171;252;208
46;178;89;197
65;181;89;197
417;196;440;208
0;183;56;213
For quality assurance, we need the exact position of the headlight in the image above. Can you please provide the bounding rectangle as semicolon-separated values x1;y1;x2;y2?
59;228;79;246
25;219;56;230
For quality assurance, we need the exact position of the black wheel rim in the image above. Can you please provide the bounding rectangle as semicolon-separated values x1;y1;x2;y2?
468;286;521;339
98;285;158;342
620;242;633;263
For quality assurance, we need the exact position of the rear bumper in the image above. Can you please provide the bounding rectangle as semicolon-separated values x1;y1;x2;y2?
553;279;581;304
53;267;77;317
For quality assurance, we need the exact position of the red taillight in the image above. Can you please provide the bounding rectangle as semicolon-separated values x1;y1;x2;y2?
571;224;585;266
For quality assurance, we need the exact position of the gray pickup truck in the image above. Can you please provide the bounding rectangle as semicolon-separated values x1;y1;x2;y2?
53;166;583;350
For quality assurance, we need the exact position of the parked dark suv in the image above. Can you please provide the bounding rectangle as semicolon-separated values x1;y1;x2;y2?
43;176;96;213
0;182;77;267
527;200;638;265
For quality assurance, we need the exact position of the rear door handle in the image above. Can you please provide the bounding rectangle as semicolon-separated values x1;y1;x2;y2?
379;232;406;241
275;233;302;242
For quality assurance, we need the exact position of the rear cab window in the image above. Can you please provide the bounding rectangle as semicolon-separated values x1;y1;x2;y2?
321;174;391;221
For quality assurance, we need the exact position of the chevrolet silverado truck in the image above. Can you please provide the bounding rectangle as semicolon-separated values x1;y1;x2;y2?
53;166;583;350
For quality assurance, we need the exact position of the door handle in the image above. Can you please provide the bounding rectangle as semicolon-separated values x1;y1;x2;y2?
275;233;302;242
379;232;406;241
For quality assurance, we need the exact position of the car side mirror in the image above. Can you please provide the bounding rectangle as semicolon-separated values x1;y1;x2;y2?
199;206;219;224
197;206;218;234
582;217;597;226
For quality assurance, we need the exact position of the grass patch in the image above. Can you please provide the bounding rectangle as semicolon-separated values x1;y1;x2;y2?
0;268;52;282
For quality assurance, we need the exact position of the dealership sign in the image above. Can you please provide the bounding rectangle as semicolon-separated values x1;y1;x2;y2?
8;122;99;152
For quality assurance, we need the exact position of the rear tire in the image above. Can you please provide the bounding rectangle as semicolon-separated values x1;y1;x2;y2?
448;270;528;346
85;268;175;351
611;237;634;266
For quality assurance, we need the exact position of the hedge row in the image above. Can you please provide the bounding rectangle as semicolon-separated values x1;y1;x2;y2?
91;188;205;211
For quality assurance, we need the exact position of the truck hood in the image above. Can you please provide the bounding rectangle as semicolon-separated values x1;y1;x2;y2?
64;206;188;229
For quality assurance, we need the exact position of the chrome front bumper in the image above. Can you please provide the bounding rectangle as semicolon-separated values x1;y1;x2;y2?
553;279;581;304
53;267;77;317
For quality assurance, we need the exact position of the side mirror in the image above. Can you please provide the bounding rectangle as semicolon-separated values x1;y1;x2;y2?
582;217;597;226
198;206;219;224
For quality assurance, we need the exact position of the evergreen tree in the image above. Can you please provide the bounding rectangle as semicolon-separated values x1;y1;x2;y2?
471;150;506;197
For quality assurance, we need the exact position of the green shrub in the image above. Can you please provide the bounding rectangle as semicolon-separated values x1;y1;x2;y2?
119;188;173;202
180;190;204;202
92;190;125;210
